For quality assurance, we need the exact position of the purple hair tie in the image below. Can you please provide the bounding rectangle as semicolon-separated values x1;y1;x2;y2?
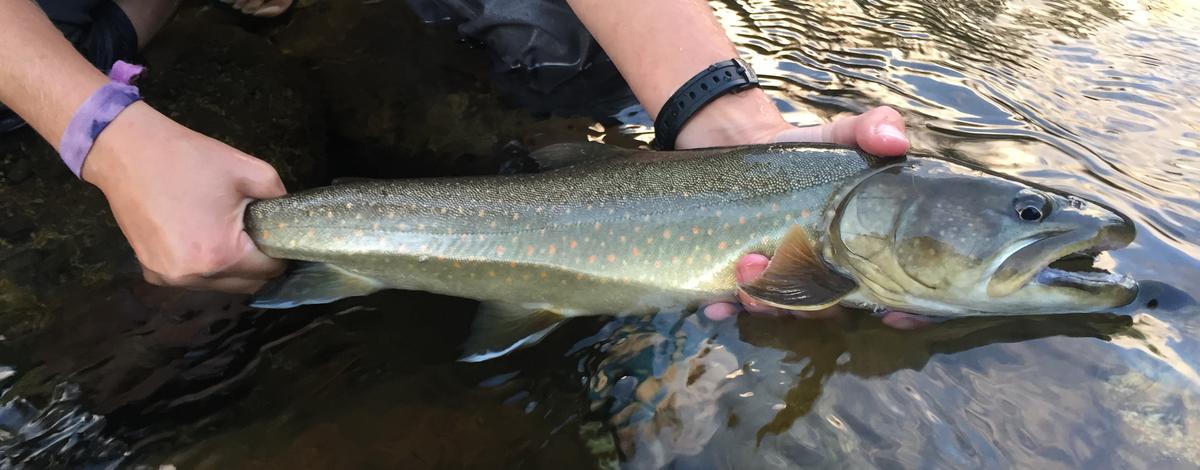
58;60;145;178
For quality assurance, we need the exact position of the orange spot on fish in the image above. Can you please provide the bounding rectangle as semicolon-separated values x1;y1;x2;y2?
606;254;616;263
261;230;271;240
276;222;288;229
526;245;535;255
631;247;640;257
663;229;672;239
488;271;496;277
306;229;315;237
539;272;548;279
738;217;746;225
496;246;506;255
692;226;700;235
588;255;598;264
718;242;728;250
548;244;557;255
594;222;602;231
570;240;578;249
801;209;811;218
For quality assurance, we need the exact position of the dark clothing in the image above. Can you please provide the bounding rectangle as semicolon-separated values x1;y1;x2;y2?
406;0;634;116
0;0;138;132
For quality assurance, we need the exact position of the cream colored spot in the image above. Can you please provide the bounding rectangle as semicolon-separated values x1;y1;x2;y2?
801;209;811;218
496;246;506;255
276;222;289;229
353;229;364;237
345;203;353;209
738;217;746;225
306;229;315;237
595;222;602;231
548;244;558;255
261;230;271;240
691;226;700;235
663;229;672;239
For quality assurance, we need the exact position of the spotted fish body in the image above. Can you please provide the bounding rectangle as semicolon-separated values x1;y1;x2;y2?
246;142;1137;359
247;144;873;314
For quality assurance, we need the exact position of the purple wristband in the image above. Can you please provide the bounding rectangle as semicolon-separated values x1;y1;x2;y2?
58;60;145;178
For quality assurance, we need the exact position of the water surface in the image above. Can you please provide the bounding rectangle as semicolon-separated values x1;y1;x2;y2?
0;0;1197;468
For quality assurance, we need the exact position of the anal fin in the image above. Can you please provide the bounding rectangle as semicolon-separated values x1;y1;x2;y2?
459;302;566;362
250;262;384;309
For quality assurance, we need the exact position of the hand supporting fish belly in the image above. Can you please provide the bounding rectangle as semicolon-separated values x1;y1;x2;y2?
244;142;1138;361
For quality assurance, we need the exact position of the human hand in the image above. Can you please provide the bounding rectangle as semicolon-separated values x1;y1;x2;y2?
684;105;926;328
81;102;287;293
223;0;293;17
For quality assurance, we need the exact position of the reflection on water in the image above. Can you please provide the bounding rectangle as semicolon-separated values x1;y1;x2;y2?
0;0;1198;468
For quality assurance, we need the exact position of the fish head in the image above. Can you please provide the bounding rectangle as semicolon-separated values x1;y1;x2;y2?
828;158;1137;316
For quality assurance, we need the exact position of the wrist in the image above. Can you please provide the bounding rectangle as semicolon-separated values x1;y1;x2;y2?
81;101;177;189
673;87;791;149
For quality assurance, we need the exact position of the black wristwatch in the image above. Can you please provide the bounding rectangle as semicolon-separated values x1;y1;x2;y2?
652;58;760;151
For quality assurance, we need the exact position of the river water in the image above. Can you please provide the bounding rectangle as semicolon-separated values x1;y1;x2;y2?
0;0;1197;468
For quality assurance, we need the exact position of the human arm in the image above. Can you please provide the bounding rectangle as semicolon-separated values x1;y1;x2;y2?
566;0;919;327
0;0;285;293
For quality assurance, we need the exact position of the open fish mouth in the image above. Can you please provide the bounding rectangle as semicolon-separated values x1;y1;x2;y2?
989;225;1137;304
1032;245;1136;295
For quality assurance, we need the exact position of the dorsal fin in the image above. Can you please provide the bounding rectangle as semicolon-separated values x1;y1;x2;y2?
737;226;858;311
527;142;634;171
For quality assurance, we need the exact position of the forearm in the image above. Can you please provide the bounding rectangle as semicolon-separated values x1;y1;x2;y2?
0;0;111;147
566;0;788;148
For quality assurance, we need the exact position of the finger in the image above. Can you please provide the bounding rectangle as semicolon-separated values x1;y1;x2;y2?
253;5;285;17
211;232;287;279
142;264;268;294
235;158;287;200
232;0;248;10
854;107;909;157
240;0;265;14
254;0;292;17
880;310;931;330
703;302;740;321
734;254;783;314
771;106;909;157
202;276;270;294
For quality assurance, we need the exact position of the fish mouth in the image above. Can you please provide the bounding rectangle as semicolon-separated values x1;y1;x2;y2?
1031;244;1136;295
988;225;1136;305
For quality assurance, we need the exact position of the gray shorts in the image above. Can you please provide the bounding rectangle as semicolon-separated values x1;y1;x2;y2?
407;0;634;116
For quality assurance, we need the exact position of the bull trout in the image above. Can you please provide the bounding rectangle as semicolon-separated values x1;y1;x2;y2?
245;143;1137;361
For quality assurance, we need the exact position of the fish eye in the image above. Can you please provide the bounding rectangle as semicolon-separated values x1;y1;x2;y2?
1013;190;1050;222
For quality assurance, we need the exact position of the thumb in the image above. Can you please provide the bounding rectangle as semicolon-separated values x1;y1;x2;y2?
235;157;287;200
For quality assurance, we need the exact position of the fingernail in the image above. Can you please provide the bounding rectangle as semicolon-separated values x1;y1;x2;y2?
876;124;906;143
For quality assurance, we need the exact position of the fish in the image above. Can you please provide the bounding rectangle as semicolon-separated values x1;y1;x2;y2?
244;142;1138;361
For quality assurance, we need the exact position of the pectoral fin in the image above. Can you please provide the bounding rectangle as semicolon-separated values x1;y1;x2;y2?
460;302;566;362
737;226;857;311
250;262;384;309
